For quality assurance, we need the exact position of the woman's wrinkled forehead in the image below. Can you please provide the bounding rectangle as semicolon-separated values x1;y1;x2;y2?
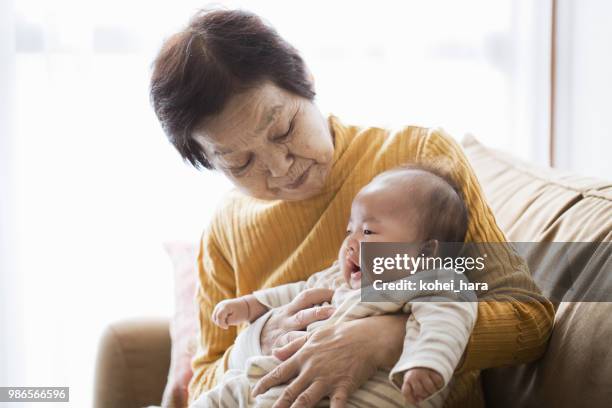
192;82;294;153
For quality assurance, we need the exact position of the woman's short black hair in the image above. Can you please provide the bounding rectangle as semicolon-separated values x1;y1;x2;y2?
150;9;315;169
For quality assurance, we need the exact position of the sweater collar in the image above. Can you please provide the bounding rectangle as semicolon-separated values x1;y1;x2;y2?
328;114;351;165
319;114;357;195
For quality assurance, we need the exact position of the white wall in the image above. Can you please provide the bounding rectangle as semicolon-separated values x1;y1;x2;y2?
510;0;552;166
1;0;26;390
555;0;612;177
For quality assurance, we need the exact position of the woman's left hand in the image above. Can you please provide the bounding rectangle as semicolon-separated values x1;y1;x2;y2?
251;314;409;408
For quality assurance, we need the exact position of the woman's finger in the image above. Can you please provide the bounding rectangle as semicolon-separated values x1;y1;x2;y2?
289;381;328;408
273;334;308;361
273;330;307;349
329;387;349;408
252;357;299;397
270;372;315;408
290;306;335;331
287;288;335;314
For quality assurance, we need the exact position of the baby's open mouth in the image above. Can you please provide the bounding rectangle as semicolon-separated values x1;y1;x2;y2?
348;258;361;281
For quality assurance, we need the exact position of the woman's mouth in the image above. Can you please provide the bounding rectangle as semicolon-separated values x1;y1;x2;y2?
285;162;314;190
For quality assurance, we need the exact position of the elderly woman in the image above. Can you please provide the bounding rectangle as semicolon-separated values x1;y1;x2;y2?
150;9;554;408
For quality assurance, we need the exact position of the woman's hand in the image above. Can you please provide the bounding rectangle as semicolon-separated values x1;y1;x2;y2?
260;288;336;356
253;314;409;408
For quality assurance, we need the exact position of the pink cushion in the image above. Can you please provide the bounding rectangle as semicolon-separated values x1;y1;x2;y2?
161;241;198;407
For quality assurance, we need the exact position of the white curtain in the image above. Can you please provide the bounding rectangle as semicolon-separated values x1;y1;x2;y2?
2;0;552;406
1;0;28;391
555;0;612;176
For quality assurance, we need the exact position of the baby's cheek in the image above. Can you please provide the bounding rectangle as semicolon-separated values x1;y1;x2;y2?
337;242;351;281
338;238;349;259
367;235;387;243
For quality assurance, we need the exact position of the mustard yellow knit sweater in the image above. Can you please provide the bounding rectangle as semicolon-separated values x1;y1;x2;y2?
189;115;555;407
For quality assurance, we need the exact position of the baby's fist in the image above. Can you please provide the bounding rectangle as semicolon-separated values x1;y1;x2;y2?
401;367;444;405
212;298;249;329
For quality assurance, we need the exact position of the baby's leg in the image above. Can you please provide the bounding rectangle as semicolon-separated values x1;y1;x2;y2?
189;369;252;408
245;355;290;407
190;355;295;408
243;352;448;408
245;356;433;408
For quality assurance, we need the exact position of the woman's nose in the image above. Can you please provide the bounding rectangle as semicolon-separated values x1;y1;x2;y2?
264;145;293;177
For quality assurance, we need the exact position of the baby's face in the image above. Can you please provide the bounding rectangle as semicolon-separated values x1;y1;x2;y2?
340;172;427;289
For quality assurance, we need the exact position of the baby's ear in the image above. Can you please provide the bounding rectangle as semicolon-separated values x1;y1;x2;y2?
420;240;439;257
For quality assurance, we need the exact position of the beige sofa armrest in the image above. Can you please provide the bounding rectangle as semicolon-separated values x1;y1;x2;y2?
94;318;171;408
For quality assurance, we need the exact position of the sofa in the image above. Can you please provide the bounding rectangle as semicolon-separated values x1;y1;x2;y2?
94;136;612;407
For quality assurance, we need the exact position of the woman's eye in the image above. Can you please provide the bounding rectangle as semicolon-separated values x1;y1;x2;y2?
363;229;372;235
273;123;293;143
228;156;252;176
273;111;298;143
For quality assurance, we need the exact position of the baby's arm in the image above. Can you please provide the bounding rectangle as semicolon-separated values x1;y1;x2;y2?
212;295;269;329
212;281;310;330
391;297;478;404
401;367;444;405
251;262;340;309
213;263;340;329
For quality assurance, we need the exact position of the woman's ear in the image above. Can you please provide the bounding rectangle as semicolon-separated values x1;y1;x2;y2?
305;64;315;88
420;239;439;258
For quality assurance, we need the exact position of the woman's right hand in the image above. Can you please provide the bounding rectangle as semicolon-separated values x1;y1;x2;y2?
260;288;335;356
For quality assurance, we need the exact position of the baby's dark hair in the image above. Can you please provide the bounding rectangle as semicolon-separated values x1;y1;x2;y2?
387;163;469;243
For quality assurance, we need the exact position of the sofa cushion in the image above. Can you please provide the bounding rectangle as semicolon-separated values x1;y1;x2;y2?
462;135;612;407
538;187;612;242
482;302;612;407
462;135;611;242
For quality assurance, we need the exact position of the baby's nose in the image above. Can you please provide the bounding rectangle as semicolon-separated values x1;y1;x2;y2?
347;239;360;255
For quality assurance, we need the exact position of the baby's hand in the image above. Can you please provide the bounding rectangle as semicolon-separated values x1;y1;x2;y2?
401;367;444;405
212;298;250;329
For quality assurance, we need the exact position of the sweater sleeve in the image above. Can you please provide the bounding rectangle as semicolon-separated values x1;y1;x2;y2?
419;128;555;372
188;226;237;404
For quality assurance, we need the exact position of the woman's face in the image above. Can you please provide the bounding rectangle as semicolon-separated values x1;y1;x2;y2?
192;81;334;201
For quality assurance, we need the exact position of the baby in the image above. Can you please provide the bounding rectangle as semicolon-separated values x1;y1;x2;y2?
195;164;477;408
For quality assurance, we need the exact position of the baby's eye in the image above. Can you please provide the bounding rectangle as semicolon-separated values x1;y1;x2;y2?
345;229;352;236
363;229;373;235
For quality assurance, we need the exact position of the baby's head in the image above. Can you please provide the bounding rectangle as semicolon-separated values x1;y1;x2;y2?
340;164;468;289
